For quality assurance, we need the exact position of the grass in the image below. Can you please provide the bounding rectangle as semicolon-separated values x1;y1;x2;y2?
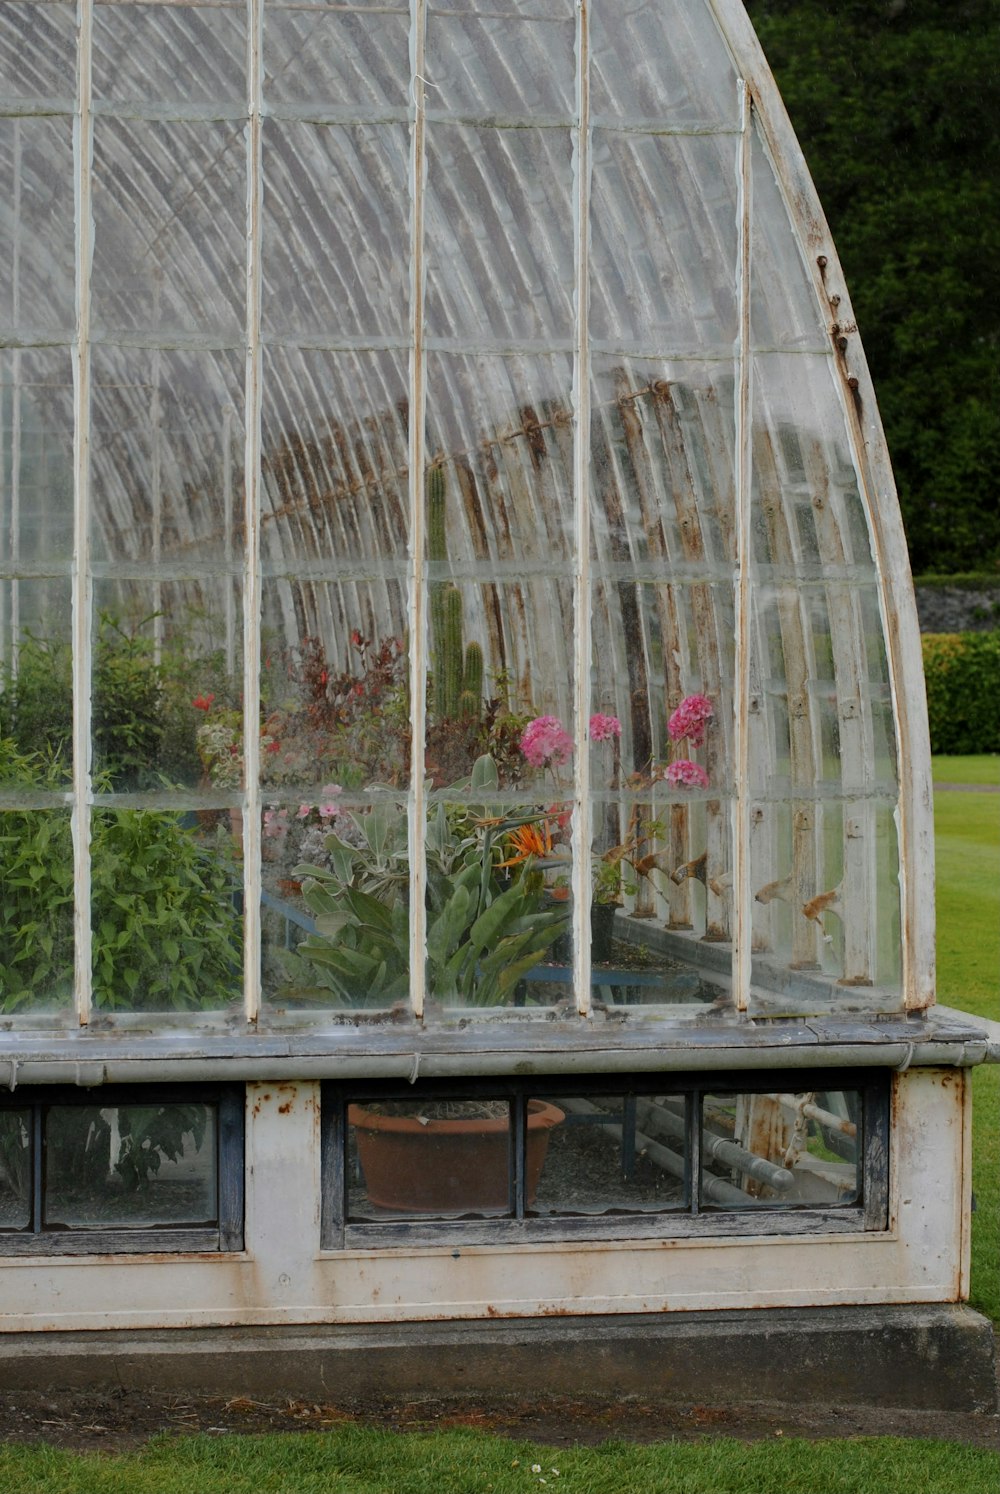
933;770;1000;1322
932;754;1000;787
0;1428;998;1494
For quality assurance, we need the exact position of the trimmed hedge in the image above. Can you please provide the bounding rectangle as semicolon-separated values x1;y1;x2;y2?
922;632;1000;754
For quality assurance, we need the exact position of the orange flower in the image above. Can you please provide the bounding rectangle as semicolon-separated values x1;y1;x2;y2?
498;820;553;868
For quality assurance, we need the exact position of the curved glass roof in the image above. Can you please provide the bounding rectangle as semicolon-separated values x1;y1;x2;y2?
0;2;931;1037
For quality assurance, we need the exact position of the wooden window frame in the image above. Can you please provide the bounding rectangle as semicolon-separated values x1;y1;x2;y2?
0;1083;244;1256
320;1068;889;1250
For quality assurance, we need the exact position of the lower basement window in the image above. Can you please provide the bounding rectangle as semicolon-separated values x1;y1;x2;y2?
0;1085;244;1254
321;1071;889;1248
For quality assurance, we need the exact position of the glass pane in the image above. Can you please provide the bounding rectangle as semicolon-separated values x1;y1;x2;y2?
424;125;574;343
750;127;828;353
425;789;574;1014
426;12;575;118
347;1098;515;1220
0;577;73;787
426;351;576;566
262;121;409;341
0;347;75;567
93;1;246;108
91;119;245;340
0;808;74;1014
591;0;740;129
260;345;409;572
590;133;738;355
0;117;75;337
89;580;244;795
590;356;737;571
530;1093;688;1215
264;5;408;111
0;3;76;106
271;793;410;1013
701;1091;861;1208
0;1109;31;1230
90;809;242;1013
90;344;245;566
44;1102;217;1228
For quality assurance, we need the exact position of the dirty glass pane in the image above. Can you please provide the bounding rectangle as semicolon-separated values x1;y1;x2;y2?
90;809;242;1014
270;794;410;1014
0;2;76;106
426;352;576;565
93;1;246;108
700;1091;861;1208
260;346;409;572
347;1098;514;1221
0;809;74;1015
0;117;75;337
0;578;73;788
590;133;739;356
91;119;245;340
0;348;75;567
750;128;828;354
424;125;574;343
426;11;575;118
424;791;574;1015
262;121;409;342
88;578;243;796
530;1093;688;1215
591;0;740;129
264;5;409;111
44;1103;217;1228
0;1110;31;1230
90;345;245;568
590;356;737;571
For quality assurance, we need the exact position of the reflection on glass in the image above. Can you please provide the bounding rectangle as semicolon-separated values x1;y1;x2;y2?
0;1110;31;1230
531;1093;687;1215
93;2;246;106
44;1104;217;1228
347;1098;516;1220
426;12;576;117
0;3;77;104
269;796;410;1013
264;6;409;110
591;0;739;129
90;810;242;1013
0;809;74;1015
0;117;75;335
701;1091;860;1208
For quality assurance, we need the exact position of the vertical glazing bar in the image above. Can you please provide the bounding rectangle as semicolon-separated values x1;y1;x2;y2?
732;80;753;1012
571;0;592;1018
72;0;95;1025
9;121;21;676
242;0;264;1024
408;0;428;1021
31;1105;43;1234
223;404;236;675
151;273;163;664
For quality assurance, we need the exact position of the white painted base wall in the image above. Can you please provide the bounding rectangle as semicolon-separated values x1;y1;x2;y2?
0;1068;969;1332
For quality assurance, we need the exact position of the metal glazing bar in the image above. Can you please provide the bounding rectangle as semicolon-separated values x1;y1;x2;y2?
731;78;753;1011
31;1105;43;1235
571;0;591;1018
72;0;95;1026
241;0;264;1024
408;0;428;1021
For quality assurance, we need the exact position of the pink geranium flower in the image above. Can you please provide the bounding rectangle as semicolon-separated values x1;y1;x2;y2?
667;693;714;748
520;715;574;770
665;759;710;790
588;713;621;742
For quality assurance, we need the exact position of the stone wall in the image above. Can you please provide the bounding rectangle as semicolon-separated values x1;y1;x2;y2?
914;585;1000;634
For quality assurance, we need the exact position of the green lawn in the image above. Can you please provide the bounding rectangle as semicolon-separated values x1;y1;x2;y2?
933;773;1000;1322
932;754;1000;787
1;1428;998;1494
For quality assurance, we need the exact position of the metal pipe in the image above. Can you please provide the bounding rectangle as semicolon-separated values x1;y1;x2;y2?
0;1038;987;1089
635;1097;794;1192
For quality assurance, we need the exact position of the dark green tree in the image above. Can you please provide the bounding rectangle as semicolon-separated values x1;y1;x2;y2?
746;0;1000;574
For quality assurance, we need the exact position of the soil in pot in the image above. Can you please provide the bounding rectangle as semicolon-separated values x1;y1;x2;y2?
347;1099;564;1218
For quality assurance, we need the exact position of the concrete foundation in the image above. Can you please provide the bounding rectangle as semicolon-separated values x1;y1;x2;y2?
0;1306;994;1414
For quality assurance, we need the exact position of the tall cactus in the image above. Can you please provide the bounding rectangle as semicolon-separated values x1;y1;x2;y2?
427;465;483;725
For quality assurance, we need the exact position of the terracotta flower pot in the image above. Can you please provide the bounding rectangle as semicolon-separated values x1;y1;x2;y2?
348;1100;564;1214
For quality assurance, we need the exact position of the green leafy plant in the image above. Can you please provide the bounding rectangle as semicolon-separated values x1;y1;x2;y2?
922;632;1000;754
282;756;570;1007
0;740;241;1012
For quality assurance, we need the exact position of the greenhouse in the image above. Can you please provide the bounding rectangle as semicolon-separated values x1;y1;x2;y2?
0;0;995;1400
